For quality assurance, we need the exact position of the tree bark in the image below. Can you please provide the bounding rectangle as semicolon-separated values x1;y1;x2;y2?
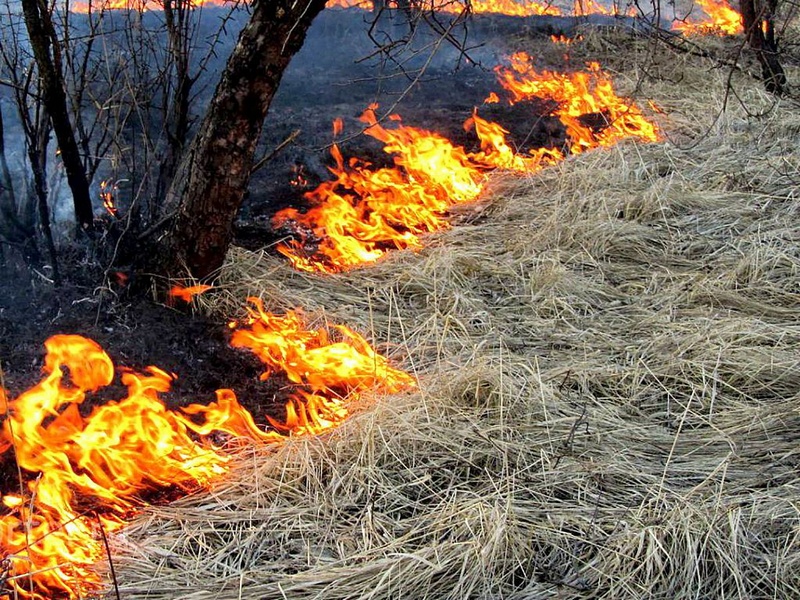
158;0;328;280
740;0;787;95
22;0;95;232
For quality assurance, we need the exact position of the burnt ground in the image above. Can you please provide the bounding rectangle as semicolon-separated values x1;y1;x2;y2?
235;9;603;243
0;9;632;500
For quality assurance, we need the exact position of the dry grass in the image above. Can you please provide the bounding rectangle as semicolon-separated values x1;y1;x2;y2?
113;33;800;599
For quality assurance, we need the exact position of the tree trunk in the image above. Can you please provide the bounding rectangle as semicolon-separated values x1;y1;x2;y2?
22;0;95;232
154;0;195;221
158;0;328;280
740;0;787;95
0;104;28;242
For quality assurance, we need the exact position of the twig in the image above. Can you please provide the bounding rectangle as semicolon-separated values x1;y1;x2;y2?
96;512;122;600
250;129;302;175
136;209;178;241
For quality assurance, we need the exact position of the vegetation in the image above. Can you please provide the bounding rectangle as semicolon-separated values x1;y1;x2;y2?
1;3;800;597
114;32;800;596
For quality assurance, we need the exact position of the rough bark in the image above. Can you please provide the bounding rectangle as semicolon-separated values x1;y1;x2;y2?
158;0;328;280
740;0;787;95
22;0;95;232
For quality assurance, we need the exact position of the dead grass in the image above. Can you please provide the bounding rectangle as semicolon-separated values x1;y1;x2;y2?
113;32;800;599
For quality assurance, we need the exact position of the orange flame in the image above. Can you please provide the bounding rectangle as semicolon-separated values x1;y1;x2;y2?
168;283;213;303
325;0;561;15
99;179;117;217
465;110;564;172
465;0;562;16
326;0;373;8
275;55;660;272
671;0;743;35
273;106;486;273
491;52;660;154
0;302;414;598
69;0;739;37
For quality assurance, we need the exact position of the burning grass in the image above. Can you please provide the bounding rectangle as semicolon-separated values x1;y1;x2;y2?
103;35;800;599
275;54;661;273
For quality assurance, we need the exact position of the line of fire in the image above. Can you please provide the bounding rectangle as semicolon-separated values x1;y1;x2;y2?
1;0;751;597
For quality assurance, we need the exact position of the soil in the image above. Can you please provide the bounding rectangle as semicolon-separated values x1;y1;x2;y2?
0;261;294;499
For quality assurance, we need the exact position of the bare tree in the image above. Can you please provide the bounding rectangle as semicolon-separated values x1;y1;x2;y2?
156;0;330;280
740;0;786;94
6;0;472;282
0;104;35;256
21;0;94;232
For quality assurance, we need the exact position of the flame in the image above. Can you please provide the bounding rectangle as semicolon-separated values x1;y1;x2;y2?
465;0;562;16
573;0;616;16
325;0;561;15
99;180;117;217
67;0;739;34
290;165;310;188
491;52;660;154
275;55;660;272
332;117;345;137
168;284;213;303
1;302;414;598
465;110;564;172
273;106;486;273
671;0;743;35
326;0;373;8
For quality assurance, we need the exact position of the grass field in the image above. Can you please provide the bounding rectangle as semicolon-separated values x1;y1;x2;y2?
113;28;800;599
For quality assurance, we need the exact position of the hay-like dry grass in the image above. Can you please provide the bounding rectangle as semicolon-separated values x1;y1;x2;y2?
113;32;800;599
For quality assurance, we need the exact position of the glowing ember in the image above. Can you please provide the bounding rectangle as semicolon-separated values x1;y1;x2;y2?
671;0;743;35
168;283;213;303
0;303;414;598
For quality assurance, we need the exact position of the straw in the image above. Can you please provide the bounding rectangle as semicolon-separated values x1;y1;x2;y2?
112;31;800;599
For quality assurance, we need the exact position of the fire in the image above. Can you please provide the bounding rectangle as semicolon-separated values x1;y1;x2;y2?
326;0;372;8
68;0;742;40
275;54;660;272
490;52;660;154
551;33;582;44
273;106;486;273
0;301;414;598
573;0;632;17
325;0;561;15
671;0;743;35
168;283;213;303
99;179;118;217
465;110;564;172
466;0;561;16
